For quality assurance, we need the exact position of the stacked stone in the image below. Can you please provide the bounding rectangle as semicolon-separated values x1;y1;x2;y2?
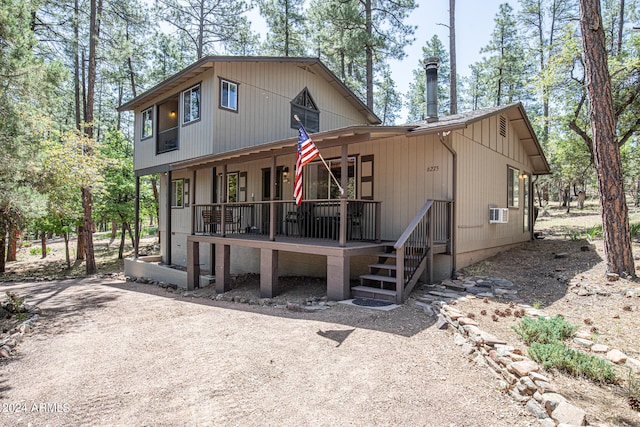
0;304;39;359
436;303;590;426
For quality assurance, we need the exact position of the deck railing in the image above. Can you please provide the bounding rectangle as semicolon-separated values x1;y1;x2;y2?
394;199;452;302
193;199;381;245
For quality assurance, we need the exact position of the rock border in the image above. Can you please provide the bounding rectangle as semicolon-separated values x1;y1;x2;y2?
0;304;40;359
428;277;640;427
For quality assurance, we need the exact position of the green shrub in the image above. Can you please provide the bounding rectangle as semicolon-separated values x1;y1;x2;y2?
630;223;640;237
528;342;617;384
512;316;578;345
4;291;26;314
584;225;602;241
29;247;49;256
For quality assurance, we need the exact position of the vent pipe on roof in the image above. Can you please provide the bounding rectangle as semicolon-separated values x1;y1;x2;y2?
424;57;440;122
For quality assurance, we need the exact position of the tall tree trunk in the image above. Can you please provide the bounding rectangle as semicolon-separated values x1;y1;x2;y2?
0;220;7;272
74;0;81;130
449;0;457;114
81;0;101;275
197;1;204;59
579;0;635;277
284;0;290;56
365;0;374;110
63;231;71;269
82;187;98;274
76;225;85;260
41;232;47;259
616;0;624;55
6;224;18;262
119;222;126;259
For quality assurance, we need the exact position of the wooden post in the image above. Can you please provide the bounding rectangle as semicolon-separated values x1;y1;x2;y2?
215;244;231;293
327;254;350;301
339;199;347;246
134;175;140;258
375;202;382;243
260;248;279;298
186;238;199;291
339;145;348;246
269;156;276;241
395;244;404;304
166;170;172;265
220;165;227;237
428;209;434;284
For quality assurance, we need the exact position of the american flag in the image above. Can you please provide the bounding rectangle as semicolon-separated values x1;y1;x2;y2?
294;125;320;205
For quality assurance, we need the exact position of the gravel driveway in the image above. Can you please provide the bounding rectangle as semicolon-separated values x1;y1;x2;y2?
0;277;535;426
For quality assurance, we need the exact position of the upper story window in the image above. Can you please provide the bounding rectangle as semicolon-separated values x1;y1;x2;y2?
182;84;201;125
220;78;238;111
142;107;153;139
291;87;319;133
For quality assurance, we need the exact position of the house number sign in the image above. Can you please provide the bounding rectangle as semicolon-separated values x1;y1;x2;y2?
426;166;439;172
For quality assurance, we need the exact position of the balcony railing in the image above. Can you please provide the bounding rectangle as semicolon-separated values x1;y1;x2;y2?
193;199;381;245
157;126;178;153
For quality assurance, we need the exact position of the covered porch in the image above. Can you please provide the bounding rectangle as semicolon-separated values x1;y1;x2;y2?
131;125;455;303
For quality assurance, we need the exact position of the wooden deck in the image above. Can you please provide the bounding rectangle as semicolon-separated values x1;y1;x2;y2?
186;234;393;300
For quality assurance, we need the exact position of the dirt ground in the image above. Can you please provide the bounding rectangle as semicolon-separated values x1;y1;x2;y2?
0;277;535;426
1;201;640;425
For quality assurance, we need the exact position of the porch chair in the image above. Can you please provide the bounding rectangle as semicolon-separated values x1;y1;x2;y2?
285;203;314;237
202;208;241;234
347;201;364;240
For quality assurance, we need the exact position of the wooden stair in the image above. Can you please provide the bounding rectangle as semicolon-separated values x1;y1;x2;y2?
353;244;438;303
352;247;400;302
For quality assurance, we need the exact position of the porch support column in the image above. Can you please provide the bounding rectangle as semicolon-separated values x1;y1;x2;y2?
221;164;227;236
269;156;276;241
260;248;279;298
327;254;350;301
215;243;231;293
134;175;140;258
339;144;348;246
186;238;199;291
166;170;172;265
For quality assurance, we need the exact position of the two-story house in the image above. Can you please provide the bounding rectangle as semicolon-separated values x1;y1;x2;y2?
118;56;550;304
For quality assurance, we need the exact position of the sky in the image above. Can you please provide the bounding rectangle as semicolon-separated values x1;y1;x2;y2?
248;0;519;122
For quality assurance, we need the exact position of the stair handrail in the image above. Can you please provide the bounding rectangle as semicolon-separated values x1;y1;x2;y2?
393;200;434;302
394;200;434;250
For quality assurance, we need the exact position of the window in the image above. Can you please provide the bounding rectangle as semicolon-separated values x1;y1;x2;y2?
227;172;238;203
182;84;201;124
291;87;319;133
304;157;356;199
142;107;153;139
171;179;184;208
220;78;238;111
507;166;519;208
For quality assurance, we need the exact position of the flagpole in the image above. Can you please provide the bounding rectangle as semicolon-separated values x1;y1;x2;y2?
294;115;345;196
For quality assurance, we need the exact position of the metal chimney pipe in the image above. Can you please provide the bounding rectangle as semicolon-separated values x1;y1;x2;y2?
424;57;440;122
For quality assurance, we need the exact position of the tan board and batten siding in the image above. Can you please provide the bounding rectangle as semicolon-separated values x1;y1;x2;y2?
160;132;454;275
133;61;369;171
453;113;533;268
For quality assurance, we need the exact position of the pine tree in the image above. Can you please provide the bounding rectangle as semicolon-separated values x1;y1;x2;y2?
155;0;254;60
480;3;529;106
259;0;307;56
309;0;417;111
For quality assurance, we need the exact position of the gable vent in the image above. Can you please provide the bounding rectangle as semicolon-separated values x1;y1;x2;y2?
499;115;507;138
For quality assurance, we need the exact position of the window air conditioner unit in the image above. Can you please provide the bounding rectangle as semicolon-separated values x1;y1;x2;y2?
489;208;509;224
